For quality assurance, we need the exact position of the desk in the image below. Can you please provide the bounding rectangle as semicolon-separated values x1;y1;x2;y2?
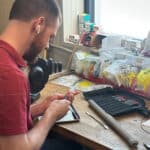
40;82;150;150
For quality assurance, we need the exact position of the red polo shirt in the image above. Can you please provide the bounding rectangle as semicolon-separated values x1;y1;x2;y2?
0;40;33;135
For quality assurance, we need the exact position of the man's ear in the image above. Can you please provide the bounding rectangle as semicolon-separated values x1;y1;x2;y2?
32;17;46;34
38;16;45;26
36;25;41;34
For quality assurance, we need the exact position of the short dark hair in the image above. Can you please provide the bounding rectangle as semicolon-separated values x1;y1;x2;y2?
9;0;61;24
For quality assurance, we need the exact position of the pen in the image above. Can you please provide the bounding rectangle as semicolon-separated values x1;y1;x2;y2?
143;143;150;150
85;112;109;130
69;104;80;120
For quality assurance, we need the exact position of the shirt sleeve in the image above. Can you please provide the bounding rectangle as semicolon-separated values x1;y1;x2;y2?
0;69;28;135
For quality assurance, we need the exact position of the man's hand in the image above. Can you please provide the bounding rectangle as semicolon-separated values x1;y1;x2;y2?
44;99;71;121
31;90;80;117
44;90;80;104
64;90;80;102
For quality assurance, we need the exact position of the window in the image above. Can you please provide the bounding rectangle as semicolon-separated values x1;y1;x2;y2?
84;0;95;22
95;0;150;39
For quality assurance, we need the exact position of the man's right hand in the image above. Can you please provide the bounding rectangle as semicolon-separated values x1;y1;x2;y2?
45;99;71;121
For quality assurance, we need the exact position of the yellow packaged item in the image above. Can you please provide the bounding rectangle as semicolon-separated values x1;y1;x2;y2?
137;69;150;93
75;80;95;91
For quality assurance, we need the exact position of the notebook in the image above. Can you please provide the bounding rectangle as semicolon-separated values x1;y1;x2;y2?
56;104;80;123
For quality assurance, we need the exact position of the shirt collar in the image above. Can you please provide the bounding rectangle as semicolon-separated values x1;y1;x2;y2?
0;40;26;68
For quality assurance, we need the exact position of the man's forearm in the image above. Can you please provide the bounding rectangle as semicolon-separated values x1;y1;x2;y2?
30;100;48;118
0;100;69;150
27;112;57;150
0;113;56;150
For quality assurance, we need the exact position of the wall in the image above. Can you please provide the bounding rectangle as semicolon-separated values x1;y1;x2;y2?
48;45;72;69
54;0;84;45
49;0;84;68
63;0;84;42
0;0;14;33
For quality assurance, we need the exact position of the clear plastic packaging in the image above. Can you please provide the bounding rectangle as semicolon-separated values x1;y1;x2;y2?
71;51;89;74
102;60;139;87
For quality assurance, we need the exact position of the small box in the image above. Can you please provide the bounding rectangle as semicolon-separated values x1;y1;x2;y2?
69;34;80;44
85;22;95;32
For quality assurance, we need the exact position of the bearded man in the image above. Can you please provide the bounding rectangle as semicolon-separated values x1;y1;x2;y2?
0;0;83;150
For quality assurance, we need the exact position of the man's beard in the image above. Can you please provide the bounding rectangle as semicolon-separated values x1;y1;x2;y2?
23;42;42;64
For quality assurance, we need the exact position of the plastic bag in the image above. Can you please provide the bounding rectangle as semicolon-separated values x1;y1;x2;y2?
71;51;89;74
136;69;150;96
102;60;139;87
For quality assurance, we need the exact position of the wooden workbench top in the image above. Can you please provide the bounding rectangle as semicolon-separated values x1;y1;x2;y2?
40;82;150;150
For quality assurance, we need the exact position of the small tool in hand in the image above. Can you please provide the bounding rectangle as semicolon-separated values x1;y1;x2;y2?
85;112;109;130
144;143;150;150
64;89;80;101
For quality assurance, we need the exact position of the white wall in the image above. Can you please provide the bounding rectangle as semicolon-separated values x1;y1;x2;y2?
62;0;84;41
0;0;14;33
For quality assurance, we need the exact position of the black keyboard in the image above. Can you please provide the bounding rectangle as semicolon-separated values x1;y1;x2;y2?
83;88;147;116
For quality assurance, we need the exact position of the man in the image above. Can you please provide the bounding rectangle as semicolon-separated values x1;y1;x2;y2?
0;0;82;150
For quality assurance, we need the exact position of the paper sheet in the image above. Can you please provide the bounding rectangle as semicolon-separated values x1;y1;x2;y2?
56;109;75;123
142;119;150;132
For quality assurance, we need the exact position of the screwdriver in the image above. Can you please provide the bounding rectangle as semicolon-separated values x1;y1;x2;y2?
85;112;109;130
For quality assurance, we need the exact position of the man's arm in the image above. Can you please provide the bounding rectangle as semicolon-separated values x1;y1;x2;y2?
0;100;70;150
30;93;65;118
31;91;80;118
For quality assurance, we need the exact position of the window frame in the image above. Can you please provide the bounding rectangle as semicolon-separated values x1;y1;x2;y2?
84;0;95;23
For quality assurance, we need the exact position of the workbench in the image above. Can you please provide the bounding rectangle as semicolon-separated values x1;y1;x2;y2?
40;82;150;150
